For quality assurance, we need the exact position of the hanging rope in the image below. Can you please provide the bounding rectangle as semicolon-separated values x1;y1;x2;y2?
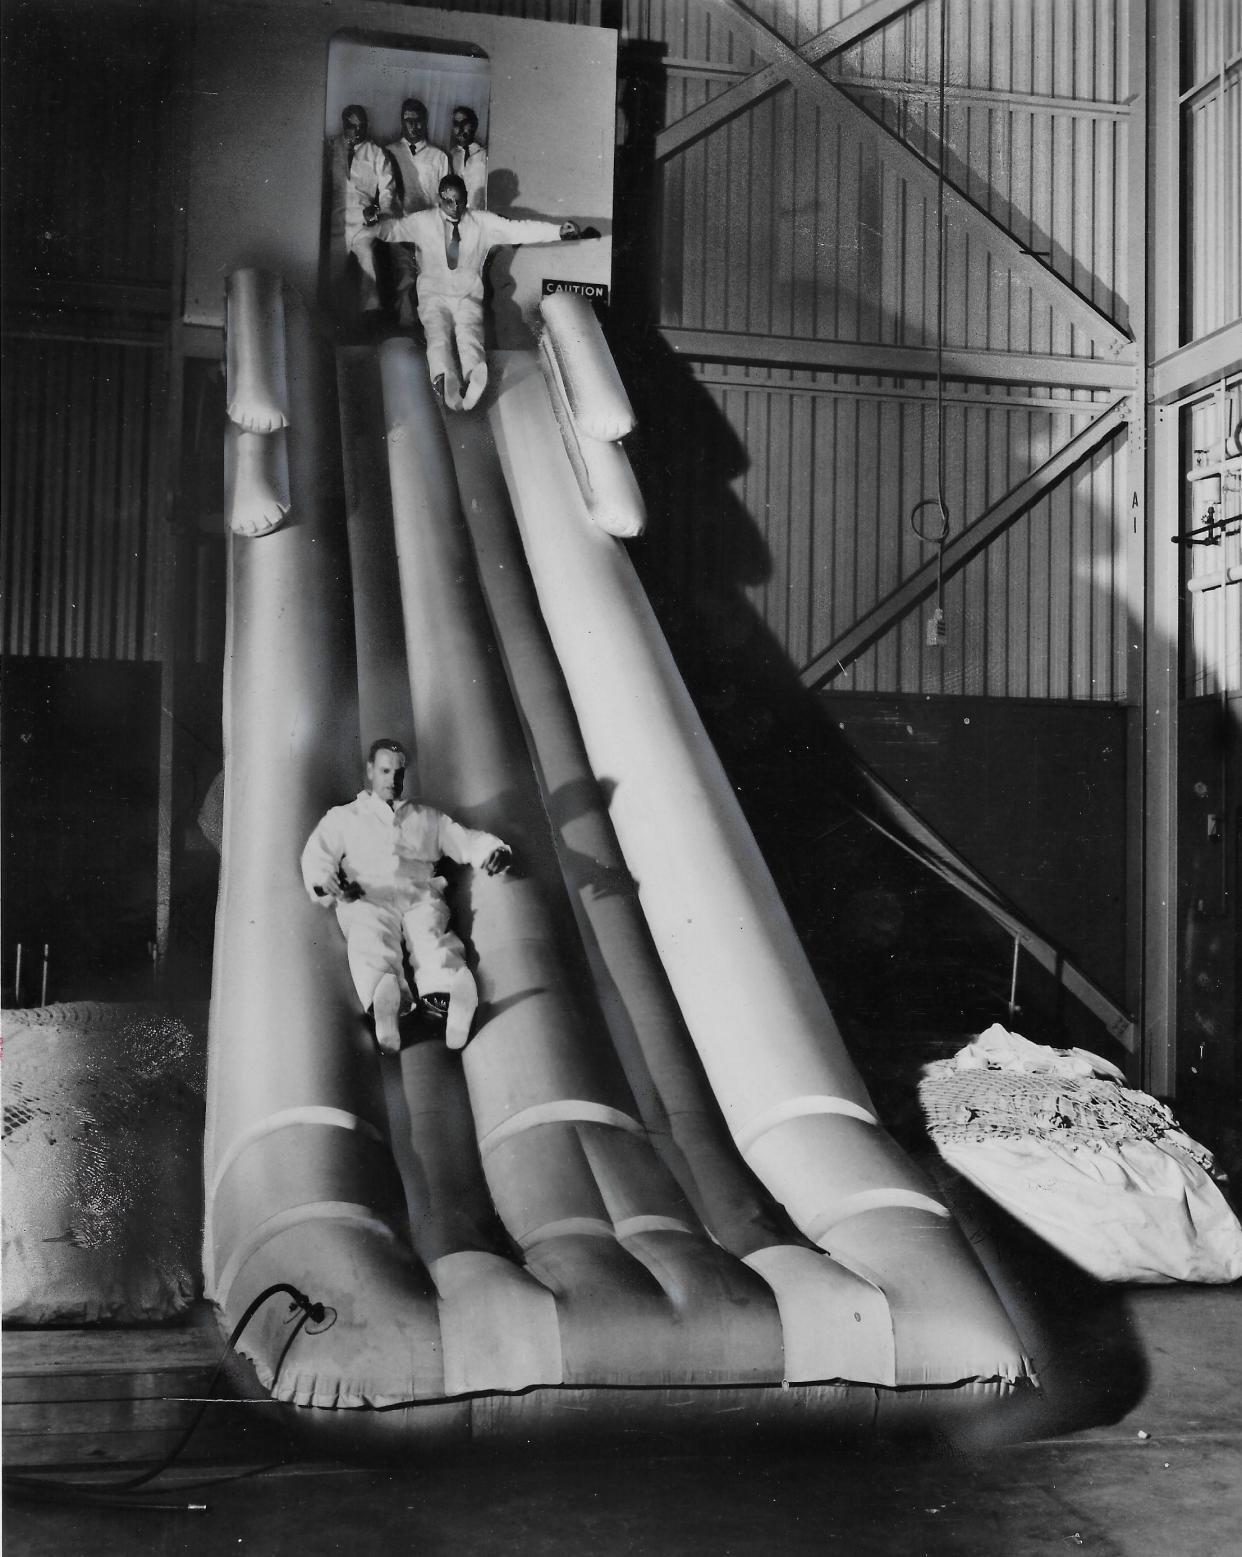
909;0;953;646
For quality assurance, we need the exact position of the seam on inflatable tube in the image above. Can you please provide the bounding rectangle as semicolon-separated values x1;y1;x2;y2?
207;1106;389;1203
213;1200;400;1310
518;1215;618;1249
614;1214;699;1239
478;1100;647;1155
806;1190;952;1244
734;1095;878;1153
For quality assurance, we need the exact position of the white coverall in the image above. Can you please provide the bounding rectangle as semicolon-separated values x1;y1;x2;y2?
374;208;564;384
329;136;398;314
385;137;450;324
450;141;488;209
300;790;505;1012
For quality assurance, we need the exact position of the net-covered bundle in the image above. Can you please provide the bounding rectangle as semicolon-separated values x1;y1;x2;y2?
919;1062;1216;1163
2;1002;206;1324
919;1043;1242;1283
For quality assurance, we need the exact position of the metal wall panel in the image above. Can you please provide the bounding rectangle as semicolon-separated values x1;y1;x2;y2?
632;0;1135;700
1;338;170;662
654;1;1130;348
1;0;178;294
1184;66;1242;341
637;367;1129;698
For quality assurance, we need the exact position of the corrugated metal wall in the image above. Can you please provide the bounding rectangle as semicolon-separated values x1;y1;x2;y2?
1;338;171;661
1183;0;1242;341
2;0;177;291
640;374;1130;696
623;0;1137;700
1;0;178;667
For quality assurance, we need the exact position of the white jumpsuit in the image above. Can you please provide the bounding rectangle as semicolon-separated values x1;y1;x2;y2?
328;136;398;314
300;790;505;1012
374;208;564;384
385;137;449;324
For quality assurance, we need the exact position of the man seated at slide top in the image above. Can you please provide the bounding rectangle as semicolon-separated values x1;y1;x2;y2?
370;173;579;410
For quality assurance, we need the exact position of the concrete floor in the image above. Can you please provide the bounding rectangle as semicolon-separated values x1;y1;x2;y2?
6;1283;1240;1557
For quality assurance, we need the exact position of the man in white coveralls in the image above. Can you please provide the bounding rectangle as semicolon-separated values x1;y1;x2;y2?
330;104;398;320
370;172;579;409
385;98;449;327
300;739;512;1052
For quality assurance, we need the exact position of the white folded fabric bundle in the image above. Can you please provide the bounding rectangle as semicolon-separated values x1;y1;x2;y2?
921;1027;1242;1283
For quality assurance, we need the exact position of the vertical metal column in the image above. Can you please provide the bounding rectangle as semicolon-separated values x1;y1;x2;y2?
1142;0;1185;1096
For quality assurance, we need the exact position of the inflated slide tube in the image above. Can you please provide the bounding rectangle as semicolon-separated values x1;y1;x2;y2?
487;354;1032;1388
539;335;647;538
443;405;900;1384
539;291;635;442
377;336;794;1389
225;269;289;433
205;290;454;1413
206;311;1030;1449
224;422;290;538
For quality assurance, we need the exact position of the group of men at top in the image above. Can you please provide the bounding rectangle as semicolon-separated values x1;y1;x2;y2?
335;99;579;411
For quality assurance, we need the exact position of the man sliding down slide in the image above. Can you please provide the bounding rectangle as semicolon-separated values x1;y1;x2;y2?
300;739;512;1052
369;173;579;411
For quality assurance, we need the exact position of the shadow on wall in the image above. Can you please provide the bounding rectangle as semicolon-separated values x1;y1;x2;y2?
611;320;1028;1039
606;36;1137;1057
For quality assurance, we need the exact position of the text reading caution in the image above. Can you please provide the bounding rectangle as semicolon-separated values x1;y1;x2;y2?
542;279;610;303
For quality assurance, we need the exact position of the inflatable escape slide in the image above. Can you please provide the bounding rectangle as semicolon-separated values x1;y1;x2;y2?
206;274;1034;1454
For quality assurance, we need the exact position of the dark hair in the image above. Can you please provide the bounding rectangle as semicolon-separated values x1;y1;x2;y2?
341;104;368;126
367;738;406;764
400;98;428;118
438;173;468;201
451;105;478;134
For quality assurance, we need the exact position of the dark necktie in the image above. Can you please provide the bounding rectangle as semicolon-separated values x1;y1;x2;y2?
447;220;460;270
346;143;355;174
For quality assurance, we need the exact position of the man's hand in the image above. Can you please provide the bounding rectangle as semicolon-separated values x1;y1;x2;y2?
482;846;513;877
315;868;364;902
558;221;580;240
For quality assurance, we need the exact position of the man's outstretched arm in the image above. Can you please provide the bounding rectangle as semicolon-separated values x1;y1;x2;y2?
476;212;581;246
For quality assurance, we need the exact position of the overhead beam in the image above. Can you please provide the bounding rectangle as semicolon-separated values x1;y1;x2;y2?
1150;319;1242;404
654;0;918;162
700;0;1132;356
660;326;1136;389
799;400;1130;688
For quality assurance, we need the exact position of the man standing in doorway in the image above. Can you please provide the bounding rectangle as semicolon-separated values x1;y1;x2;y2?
385;99;449;327
330;104;397;322
449;105;487;210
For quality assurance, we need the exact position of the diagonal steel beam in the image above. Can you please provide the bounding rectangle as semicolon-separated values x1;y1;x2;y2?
799;399;1130;688
654;0;918;162
659;326;1136;388
853;779;1137;1051
699;0;1132;355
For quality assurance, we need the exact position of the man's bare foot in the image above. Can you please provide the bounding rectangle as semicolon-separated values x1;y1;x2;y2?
372;973;403;1052
444;966;479;1051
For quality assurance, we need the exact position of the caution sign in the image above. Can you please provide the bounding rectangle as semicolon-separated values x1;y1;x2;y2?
542;279;609;304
